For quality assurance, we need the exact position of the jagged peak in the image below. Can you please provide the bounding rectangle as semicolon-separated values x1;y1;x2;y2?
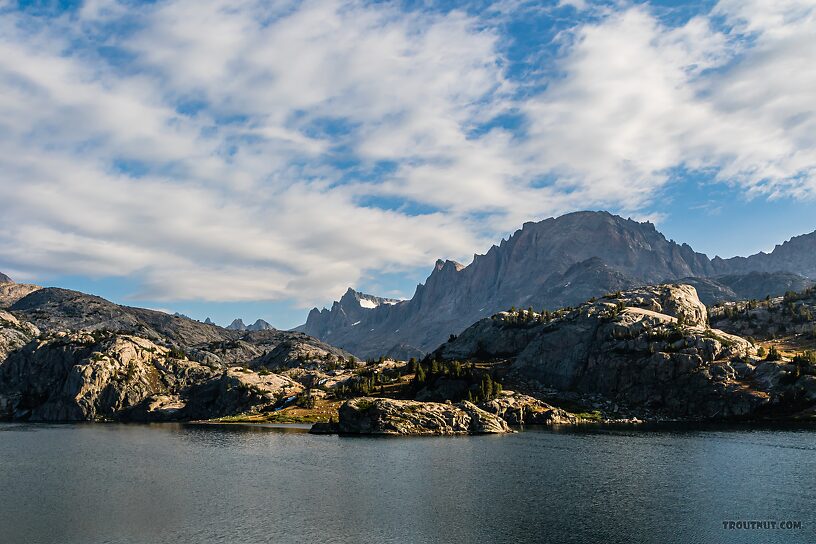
433;259;464;273
226;318;246;331
338;286;401;309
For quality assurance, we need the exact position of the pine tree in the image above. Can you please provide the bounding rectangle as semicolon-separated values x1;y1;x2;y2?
415;364;426;385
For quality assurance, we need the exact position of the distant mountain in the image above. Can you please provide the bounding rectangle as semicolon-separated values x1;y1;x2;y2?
227;319;247;331
0;272;12;283
682;272;814;305
297;288;401;342
299;211;816;358
247;319;274;331
713;231;816;278
226;318;275;332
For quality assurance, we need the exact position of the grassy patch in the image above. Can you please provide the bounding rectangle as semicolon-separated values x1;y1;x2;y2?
208;399;342;424
574;410;603;422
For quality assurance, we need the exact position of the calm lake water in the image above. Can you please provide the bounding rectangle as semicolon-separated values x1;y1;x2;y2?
0;423;814;544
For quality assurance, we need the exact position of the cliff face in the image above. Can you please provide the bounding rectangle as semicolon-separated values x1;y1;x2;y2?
436;285;816;420
0;330;303;422
299;211;816;358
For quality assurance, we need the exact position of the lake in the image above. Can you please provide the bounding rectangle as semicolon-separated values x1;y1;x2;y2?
0;423;814;544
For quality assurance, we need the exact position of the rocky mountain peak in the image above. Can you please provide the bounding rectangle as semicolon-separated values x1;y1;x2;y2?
433;259;464;272
339;287;400;309
247;319;274;331
713;229;816;278
225;317;273;332
227;319;246;331
0;272;13;284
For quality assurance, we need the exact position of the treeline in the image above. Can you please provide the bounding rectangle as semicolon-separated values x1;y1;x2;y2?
783;287;816;304
410;359;503;403
495;306;568;325
717;293;815;326
332;359;414;399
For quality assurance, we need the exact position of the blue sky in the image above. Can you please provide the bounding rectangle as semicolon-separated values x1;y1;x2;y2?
0;0;814;329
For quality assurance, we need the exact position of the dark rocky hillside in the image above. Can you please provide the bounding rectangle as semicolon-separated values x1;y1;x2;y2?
435;284;816;420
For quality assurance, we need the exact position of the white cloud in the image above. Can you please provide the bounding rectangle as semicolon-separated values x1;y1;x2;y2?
0;0;814;306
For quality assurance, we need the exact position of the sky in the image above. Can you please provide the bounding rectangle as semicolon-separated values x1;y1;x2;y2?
0;0;815;329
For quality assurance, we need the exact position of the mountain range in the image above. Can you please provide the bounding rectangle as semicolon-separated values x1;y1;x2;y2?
226;318;275;332
298;211;816;358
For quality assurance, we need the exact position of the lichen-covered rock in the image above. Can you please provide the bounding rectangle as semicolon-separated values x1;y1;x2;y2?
329;397;511;435
478;392;580;425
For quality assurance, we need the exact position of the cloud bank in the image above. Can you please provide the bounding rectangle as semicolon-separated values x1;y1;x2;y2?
0;0;814;305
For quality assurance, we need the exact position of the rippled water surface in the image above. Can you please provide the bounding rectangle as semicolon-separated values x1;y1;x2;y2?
1;423;815;544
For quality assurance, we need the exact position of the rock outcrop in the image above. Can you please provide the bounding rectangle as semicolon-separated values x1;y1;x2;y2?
319;397;511;435
435;284;810;420
478;393;580;425
0;310;40;361
298;211;816;358
0;331;303;421
0;280;41;309
709;286;816;340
